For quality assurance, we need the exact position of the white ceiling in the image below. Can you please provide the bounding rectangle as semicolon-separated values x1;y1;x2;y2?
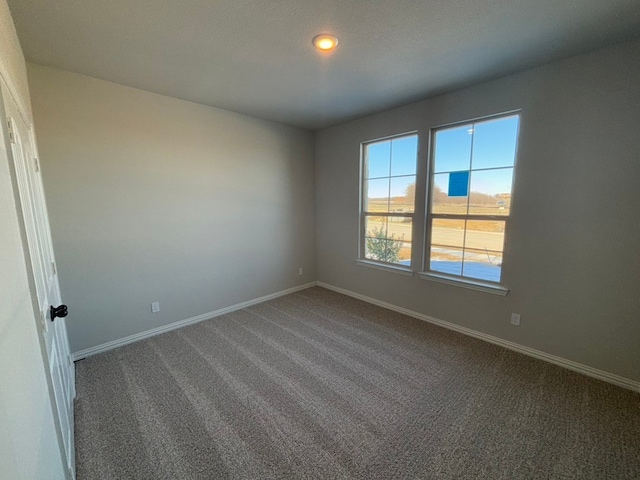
8;0;640;129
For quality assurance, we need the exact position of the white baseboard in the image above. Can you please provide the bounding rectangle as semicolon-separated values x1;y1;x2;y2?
72;282;318;361
317;282;639;393
73;279;638;393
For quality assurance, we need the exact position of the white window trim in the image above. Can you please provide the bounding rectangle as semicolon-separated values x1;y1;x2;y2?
422;110;520;292
358;131;418;269
356;259;415;276
418;271;508;295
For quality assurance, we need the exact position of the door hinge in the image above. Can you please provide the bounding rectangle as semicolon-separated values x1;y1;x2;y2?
7;119;16;144
34;157;40;172
51;261;57;275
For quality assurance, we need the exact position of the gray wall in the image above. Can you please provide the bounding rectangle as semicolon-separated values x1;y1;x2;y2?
0;0;67;478
315;39;640;382
28;64;317;354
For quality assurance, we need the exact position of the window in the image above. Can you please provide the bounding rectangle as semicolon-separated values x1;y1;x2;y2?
425;113;520;288
360;134;418;269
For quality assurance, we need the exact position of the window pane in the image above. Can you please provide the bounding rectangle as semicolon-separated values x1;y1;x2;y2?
366;141;391;178
464;220;505;253
390;135;418;176
390;176;416;213
391;239;412;266
364;238;383;261
364;215;410;266
433;125;472;173
471;115;519;170
426;113;519;284
387;216;412;245
431;218;465;248
365;178;389;212
361;134;418;267
430;246;463;276
364;215;387;239
468;168;513;216
463;249;502;282
432;173;468;215
365;238;405;264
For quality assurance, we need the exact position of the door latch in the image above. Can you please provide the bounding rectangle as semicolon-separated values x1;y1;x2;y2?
50;305;68;321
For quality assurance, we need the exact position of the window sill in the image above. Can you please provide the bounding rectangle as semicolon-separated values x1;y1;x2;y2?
418;271;509;296
356;259;414;277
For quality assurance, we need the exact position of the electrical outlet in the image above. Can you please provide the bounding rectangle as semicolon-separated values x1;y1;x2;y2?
298;267;304;276
151;301;160;313
510;313;521;326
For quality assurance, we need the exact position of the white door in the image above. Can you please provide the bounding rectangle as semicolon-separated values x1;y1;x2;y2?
2;84;76;476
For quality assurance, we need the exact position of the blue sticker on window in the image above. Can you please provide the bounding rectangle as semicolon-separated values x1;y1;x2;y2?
448;171;469;197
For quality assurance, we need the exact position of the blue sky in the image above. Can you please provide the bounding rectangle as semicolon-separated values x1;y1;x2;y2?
366;115;518;199
366;135;418;179
434;114;519;172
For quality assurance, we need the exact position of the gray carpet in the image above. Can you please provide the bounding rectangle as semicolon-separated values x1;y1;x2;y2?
75;287;640;479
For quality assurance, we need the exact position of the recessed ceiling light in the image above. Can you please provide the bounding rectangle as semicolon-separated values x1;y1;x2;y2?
313;34;338;53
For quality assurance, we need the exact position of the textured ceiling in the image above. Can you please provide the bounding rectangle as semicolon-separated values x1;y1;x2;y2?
7;0;640;129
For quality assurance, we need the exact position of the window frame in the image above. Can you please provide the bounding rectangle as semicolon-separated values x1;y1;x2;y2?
420;110;521;295
358;131;418;274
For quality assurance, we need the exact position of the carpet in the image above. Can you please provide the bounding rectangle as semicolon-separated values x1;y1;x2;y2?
75;287;640;479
